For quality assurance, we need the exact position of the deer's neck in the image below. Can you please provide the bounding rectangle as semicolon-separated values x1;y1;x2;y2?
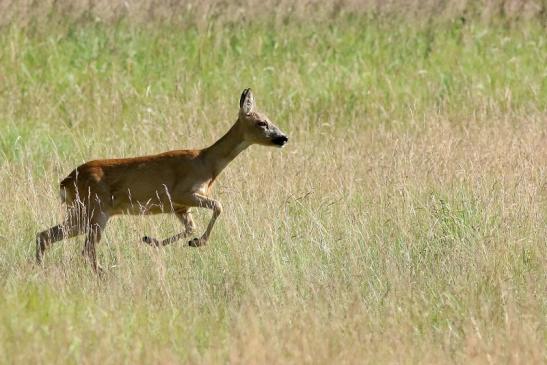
201;121;250;178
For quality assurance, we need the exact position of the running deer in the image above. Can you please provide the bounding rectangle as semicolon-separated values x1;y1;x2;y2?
36;89;288;272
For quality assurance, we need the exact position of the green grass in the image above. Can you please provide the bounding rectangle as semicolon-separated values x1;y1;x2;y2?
0;12;545;364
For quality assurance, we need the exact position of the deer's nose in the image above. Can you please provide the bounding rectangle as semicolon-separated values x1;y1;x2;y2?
272;135;288;147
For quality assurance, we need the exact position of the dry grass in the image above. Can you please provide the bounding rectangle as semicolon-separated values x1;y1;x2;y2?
0;2;546;364
1;0;545;27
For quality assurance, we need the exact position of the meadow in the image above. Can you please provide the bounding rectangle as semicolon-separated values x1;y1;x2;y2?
0;1;546;363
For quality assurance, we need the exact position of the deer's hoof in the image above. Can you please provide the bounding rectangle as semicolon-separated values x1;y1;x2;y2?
142;236;159;246
188;238;205;247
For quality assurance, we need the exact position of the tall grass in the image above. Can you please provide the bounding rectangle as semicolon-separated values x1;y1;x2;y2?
0;3;545;364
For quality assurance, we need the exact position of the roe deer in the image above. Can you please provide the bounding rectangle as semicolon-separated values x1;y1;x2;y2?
36;89;288;272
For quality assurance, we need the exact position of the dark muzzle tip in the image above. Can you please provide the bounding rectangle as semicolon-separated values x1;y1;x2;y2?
273;135;288;146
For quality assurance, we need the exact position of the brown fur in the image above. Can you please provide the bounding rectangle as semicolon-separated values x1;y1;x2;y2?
36;89;288;272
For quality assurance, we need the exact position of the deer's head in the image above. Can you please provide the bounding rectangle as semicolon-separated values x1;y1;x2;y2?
237;89;288;147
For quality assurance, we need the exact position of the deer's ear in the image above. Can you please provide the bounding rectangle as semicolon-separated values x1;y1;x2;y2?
239;88;255;115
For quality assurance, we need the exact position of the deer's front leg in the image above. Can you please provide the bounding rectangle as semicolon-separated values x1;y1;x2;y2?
142;209;196;247
176;193;222;247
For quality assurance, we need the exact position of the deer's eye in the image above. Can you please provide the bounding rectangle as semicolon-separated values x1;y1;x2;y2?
257;121;268;128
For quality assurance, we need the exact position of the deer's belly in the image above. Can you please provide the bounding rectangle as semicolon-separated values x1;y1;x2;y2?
109;189;184;215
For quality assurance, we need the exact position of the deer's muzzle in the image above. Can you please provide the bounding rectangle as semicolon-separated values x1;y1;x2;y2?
272;135;288;147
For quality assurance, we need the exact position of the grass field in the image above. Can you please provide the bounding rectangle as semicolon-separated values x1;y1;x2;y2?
0;1;546;363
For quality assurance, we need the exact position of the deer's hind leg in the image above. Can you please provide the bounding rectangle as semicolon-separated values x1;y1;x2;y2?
83;212;110;272
82;211;110;273
36;206;88;264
